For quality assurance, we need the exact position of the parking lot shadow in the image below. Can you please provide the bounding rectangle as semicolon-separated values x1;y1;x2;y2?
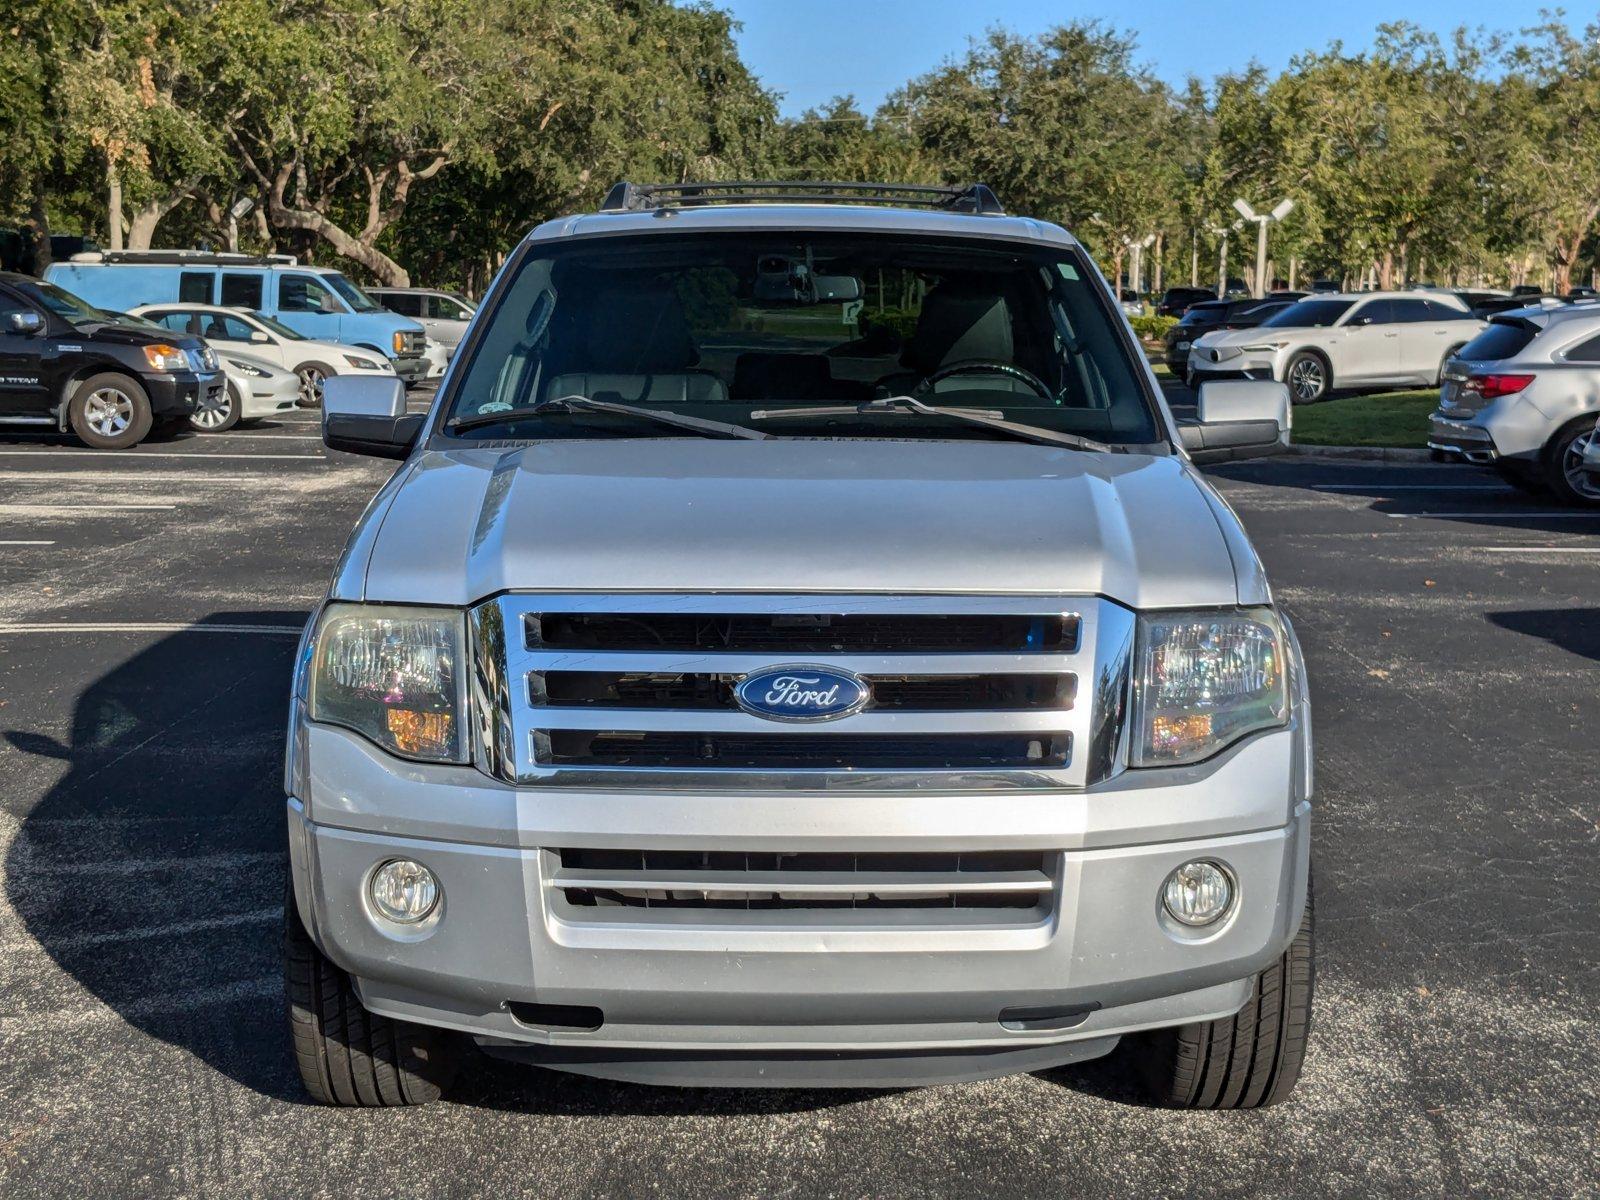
5;613;312;1102
1485;608;1600;662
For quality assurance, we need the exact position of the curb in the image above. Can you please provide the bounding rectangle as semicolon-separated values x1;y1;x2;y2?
1286;444;1434;462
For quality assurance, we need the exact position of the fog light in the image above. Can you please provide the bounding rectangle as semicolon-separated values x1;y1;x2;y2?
1162;861;1233;926
369;859;439;923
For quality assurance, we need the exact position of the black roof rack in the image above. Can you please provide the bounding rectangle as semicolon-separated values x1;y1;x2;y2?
65;249;299;267
599;181;1005;216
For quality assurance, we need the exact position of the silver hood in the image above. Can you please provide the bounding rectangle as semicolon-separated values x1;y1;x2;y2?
338;440;1263;609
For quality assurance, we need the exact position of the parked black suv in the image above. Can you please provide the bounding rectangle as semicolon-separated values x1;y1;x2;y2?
1163;293;1304;382
0;271;222;448
1154;286;1217;318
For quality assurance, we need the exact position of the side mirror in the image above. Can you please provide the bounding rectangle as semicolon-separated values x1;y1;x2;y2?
249;330;270;344
322;375;422;460
9;311;43;335
1178;379;1291;464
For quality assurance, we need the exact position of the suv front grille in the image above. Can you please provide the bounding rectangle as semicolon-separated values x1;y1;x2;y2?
529;612;1078;654
472;594;1133;789
552;848;1056;915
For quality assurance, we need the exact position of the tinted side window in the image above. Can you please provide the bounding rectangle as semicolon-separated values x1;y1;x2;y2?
199;313;258;341
1389;299;1434;323
383;293;421;316
179;272;213;303
1351;300;1394;325
220;273;263;308
1565;333;1600;362
0;287;35;326
424;295;463;320
148;311;195;333
279;274;338;313
1420;299;1467;321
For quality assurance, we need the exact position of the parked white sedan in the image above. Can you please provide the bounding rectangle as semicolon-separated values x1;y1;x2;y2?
131;302;397;406
1188;291;1485;402
193;350;301;432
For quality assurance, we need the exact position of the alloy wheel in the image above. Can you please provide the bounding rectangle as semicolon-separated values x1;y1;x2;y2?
297;367;325;407
1560;428;1600;501
192;390;235;430
84;387;134;437
1288;358;1324;402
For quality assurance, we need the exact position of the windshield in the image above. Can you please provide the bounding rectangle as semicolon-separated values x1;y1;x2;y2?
1259;299;1353;329
322;273;382;312
441;232;1160;445
247;310;307;340
24;280;114;326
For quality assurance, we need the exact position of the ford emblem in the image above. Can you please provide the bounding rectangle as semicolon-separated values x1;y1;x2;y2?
734;665;870;722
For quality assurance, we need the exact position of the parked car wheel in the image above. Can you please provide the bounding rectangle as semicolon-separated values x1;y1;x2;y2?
283;883;459;1106
1284;351;1331;404
294;362;334;408
67;372;154;449
1132;888;1314;1109
189;381;241;432
1543;417;1600;507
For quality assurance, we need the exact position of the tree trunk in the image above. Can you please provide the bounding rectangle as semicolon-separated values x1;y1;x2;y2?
108;163;124;252
126;187;195;251
27;188;52;275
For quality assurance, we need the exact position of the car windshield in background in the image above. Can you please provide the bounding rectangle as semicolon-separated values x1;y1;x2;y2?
442;232;1160;446
323;273;382;312
1259;299;1354;329
247;311;307;340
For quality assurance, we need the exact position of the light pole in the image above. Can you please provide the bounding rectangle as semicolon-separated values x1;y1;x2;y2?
1126;233;1156;295
1206;220;1243;298
227;196;254;253
1232;196;1295;298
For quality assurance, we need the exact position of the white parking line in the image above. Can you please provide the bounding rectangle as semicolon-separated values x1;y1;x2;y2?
1384;511;1600;520
0;503;177;511
0;621;304;635
1314;484;1512;492
0;450;324;460
1477;546;1600;553
0;540;55;546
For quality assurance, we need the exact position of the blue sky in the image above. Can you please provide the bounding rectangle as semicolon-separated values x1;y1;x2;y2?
719;0;1541;117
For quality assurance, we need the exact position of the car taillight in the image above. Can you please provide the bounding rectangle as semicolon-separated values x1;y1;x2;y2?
1467;374;1535;399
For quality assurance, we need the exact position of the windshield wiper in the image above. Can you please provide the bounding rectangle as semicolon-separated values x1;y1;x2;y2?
448;395;769;440
748;395;1113;453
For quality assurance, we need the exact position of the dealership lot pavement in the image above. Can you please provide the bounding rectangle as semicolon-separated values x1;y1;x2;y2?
1;414;1596;1197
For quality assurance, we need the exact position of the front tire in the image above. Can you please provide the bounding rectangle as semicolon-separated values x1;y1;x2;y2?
283;884;459;1106
1543;417;1600;507
294;361;334;408
67;373;154;449
1133;890;1314;1109
1284;351;1331;404
189;381;242;432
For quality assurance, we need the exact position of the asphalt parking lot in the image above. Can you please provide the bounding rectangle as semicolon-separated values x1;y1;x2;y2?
1;406;1597;1197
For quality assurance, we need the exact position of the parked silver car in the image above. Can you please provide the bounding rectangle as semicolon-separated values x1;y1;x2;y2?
367;286;476;376
287;181;1313;1108
1430;303;1600;503
196;349;300;431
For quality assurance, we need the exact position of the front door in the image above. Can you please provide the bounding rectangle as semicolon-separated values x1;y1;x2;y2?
0;288;49;416
1336;299;1400;383
275;273;347;342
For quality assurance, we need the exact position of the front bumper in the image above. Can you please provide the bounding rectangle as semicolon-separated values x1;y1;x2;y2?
392;354;431;385
240;374;302;418
143;370;224;417
288;718;1311;1085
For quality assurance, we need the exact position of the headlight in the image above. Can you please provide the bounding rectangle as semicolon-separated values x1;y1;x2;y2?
343;354;381;370
1240;341;1288;352
227;358;269;378
142;344;189;372
1132;608;1288;766
309;604;466;762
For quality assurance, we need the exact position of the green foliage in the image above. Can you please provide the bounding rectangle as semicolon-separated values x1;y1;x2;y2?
1129;315;1178;341
1290;390;1437;448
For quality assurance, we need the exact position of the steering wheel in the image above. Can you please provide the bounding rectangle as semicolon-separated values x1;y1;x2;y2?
918;358;1054;400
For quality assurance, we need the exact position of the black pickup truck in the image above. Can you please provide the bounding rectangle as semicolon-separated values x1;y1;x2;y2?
0;270;223;448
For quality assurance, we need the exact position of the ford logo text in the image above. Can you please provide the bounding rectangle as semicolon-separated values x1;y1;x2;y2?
734;665;871;722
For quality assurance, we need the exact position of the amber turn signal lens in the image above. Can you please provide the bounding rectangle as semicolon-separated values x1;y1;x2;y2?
385;708;454;758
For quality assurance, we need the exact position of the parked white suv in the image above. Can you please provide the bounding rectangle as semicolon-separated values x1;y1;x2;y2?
131;302;396;406
1189;291;1483;403
1431;304;1600;504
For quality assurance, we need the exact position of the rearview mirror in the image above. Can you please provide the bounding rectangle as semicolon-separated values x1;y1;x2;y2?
1178;379;1290;464
9;311;43;335
322;375;422;460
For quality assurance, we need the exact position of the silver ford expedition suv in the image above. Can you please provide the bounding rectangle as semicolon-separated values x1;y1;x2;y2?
286;181;1314;1108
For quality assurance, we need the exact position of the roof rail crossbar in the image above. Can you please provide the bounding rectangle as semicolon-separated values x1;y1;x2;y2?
600;180;1004;216
70;249;300;266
